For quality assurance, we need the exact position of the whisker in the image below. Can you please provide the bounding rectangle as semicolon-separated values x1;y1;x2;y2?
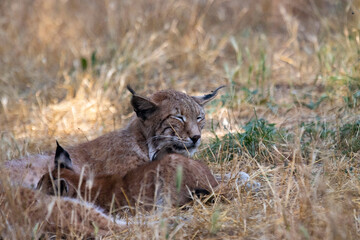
147;135;192;145
168;122;190;155
146;135;174;144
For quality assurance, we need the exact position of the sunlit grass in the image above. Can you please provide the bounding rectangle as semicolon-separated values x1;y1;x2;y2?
1;0;360;238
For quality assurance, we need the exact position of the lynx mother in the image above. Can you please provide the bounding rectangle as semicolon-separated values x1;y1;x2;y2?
5;86;224;187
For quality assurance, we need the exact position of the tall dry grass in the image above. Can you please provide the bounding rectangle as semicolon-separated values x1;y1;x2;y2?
1;0;360;238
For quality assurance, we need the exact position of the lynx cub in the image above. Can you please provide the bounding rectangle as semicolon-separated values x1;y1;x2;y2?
37;141;219;212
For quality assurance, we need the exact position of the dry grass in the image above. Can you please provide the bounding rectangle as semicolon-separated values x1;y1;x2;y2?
1;0;360;238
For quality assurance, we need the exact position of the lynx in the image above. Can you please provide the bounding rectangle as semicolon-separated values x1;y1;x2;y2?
5;86;224;188
37;141;219;213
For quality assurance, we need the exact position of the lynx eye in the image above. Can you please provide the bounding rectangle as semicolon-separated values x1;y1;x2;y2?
172;115;186;123
197;116;203;122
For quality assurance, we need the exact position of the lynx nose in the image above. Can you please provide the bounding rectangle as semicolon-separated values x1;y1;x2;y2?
190;135;201;144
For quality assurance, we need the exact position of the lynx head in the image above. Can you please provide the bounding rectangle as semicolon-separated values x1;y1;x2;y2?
127;85;224;161
37;141;74;196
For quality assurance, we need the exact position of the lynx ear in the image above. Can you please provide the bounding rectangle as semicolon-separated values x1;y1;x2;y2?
127;85;158;120
55;178;69;196
54;140;73;170
192;85;225;106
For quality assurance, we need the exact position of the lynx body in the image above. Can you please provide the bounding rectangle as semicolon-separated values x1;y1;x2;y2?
37;142;218;213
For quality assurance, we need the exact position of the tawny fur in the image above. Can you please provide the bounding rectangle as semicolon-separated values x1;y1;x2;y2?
37;153;219;213
5;87;223;188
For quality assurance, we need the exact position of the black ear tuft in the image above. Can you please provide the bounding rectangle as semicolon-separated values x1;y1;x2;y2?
130;95;158;120
192;85;225;106
57;178;69;195
54;141;73;170
127;85;136;95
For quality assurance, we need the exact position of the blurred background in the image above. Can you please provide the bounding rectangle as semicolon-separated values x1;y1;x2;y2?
0;0;359;158
1;1;360;238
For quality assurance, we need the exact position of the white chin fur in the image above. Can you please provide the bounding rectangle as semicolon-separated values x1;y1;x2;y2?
148;144;157;161
188;148;197;157
148;145;198;161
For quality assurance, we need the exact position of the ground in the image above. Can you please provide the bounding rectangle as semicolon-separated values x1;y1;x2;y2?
0;0;359;239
